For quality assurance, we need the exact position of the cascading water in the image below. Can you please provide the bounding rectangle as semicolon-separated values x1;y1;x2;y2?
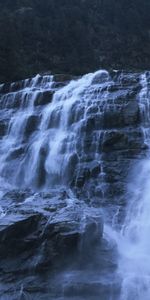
0;70;118;300
104;72;150;300
0;70;111;190
0;69;150;299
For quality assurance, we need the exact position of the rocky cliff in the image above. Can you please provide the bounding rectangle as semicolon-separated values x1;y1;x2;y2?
0;70;149;299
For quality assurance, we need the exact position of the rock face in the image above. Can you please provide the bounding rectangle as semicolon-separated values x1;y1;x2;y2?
0;189;105;300
0;70;149;299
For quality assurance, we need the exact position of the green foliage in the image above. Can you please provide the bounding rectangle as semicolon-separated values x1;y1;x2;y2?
0;0;150;82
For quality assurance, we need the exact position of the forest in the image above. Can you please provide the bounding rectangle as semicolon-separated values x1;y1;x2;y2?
0;0;150;82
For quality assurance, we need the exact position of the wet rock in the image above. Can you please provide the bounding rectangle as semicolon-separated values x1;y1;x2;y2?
89;161;101;176
0;71;147;299
6;146;25;160
0;120;7;136
123;101;140;125
119;73;140;86
0;191;103;276
85;117;95;132
0;92;21;109
66;153;78;183
2;189;33;203
9;80;26;93
102;131;128;151
35;146;48;187
0;213;42;258
74;161;101;190
34;90;54;106
103;109;123;129
24;115;39;136
79;215;103;258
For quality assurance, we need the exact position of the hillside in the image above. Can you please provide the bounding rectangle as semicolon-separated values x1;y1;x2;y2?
0;0;150;82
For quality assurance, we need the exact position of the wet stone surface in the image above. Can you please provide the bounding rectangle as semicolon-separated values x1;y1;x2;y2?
0;188;113;300
0;70;149;299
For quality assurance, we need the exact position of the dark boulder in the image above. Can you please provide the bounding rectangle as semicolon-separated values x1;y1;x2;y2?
24;115;40;137
0;190;104;269
0;213;42;258
34;90;54;106
0;120;7;136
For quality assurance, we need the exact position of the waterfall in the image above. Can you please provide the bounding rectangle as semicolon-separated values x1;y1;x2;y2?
1;69;150;299
0;70;111;190
105;72;150;300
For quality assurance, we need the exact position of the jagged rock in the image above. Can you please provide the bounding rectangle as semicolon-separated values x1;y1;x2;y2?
0;190;103;270
0;213;42;258
0;190;105;299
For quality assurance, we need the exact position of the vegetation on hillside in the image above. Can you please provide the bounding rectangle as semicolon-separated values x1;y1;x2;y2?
0;0;150;82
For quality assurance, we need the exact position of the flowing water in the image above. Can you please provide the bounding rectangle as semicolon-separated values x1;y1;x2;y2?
104;72;150;300
118;73;150;300
0;70;150;299
0;70;113;192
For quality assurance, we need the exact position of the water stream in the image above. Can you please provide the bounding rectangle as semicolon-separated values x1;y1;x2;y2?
104;72;150;300
0;70;150;299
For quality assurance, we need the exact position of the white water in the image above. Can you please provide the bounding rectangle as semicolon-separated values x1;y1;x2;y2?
1;70;150;299
104;72;150;300
0;70;111;188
